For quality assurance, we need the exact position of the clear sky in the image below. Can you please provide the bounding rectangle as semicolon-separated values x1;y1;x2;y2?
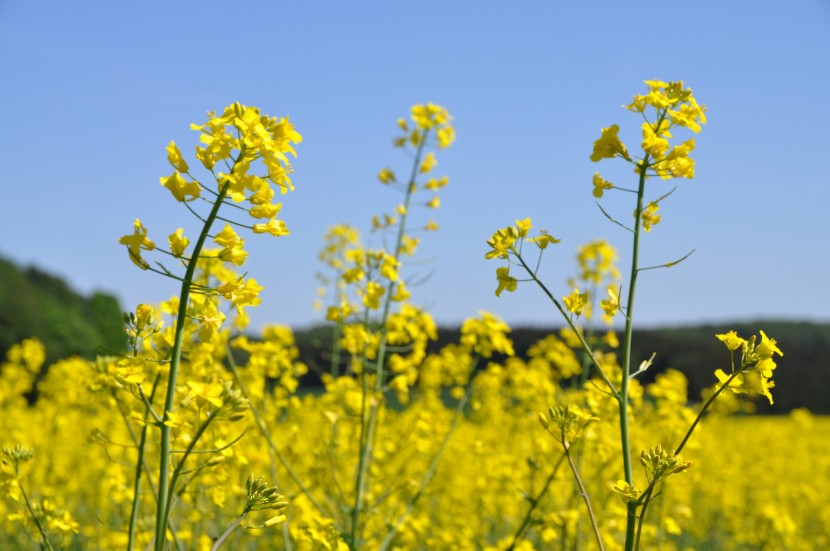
1;1;829;331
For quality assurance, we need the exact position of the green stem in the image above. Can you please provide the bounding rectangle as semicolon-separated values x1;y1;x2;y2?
578;286;598;387
124;373;161;551
675;365;742;456
629;364;748;548
505;450;567;551
162;411;217;527
19;483;55;551
633;484;655;551
154;183;230;551
514;254;618;396
210;511;247;551
350;134;428;549
562;437;605;551
350;372;376;549
621;159;649;551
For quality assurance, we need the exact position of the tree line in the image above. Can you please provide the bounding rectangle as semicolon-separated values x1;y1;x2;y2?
1;255;827;413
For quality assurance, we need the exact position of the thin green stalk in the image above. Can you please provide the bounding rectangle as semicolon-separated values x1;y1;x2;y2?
514;253;618;397
578;297;597;387
621;159;650;551
162;412;218;528
506;450;567;551
154;182;231;551
19;483;55;551
562;437;605;551
629;306;744;551
123;373;161;551
349;309;374;549
632;365;747;544
350;134;428;549
633;484;655;551
675;363;742;456
114;384;184;551
210;513;246;551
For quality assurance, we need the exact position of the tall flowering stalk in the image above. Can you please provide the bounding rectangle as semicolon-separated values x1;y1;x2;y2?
338;105;454;549
591;80;704;549
118;103;301;551
485;80;782;550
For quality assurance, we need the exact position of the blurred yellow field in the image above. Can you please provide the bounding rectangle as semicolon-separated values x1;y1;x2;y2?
2;336;826;550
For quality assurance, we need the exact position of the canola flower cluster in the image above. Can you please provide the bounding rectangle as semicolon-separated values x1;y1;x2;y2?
0;83;822;551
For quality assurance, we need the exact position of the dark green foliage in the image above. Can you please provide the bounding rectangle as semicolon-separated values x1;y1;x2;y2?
0;256;126;365
629;322;830;414
293;321;830;414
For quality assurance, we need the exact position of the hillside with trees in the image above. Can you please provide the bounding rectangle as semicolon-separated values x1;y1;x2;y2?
0;256;125;364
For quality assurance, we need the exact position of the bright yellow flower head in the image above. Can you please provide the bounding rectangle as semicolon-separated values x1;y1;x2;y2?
515;217;532;238
252;219;289;237
495;266;517;297
756;330;783;359
597;80;705;184
527;230;561;250
378;168;396;184
214;224;248;265
406;103;455;148
419;152;437;173
640;202;661;232
436;125;456;148
424;176;449;190
563;289;588;316
191;102;302;200
166;140;189;173
600;287;620;318
217;277;263;313
485;226;519;260
411;103;450;130
716;330;746;351
592;172;614;198
642;120;673;159
168;228;189;258
362;281;385;310
197;298;226;343
116;356;147;385
118;219;156;269
590;124;630;162
134;303;154;331
460;311;515;357
628;80;706;131
612;480;641;503
249;203;282;219
185;378;225;409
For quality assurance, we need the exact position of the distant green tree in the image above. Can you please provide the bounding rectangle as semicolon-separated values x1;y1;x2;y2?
0;256;126;365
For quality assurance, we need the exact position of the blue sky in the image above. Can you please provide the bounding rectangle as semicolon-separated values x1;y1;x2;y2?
1;1;829;331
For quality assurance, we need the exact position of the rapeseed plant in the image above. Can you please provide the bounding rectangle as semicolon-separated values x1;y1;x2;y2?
116;103;302;550
0;83;810;551
485;80;785;550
